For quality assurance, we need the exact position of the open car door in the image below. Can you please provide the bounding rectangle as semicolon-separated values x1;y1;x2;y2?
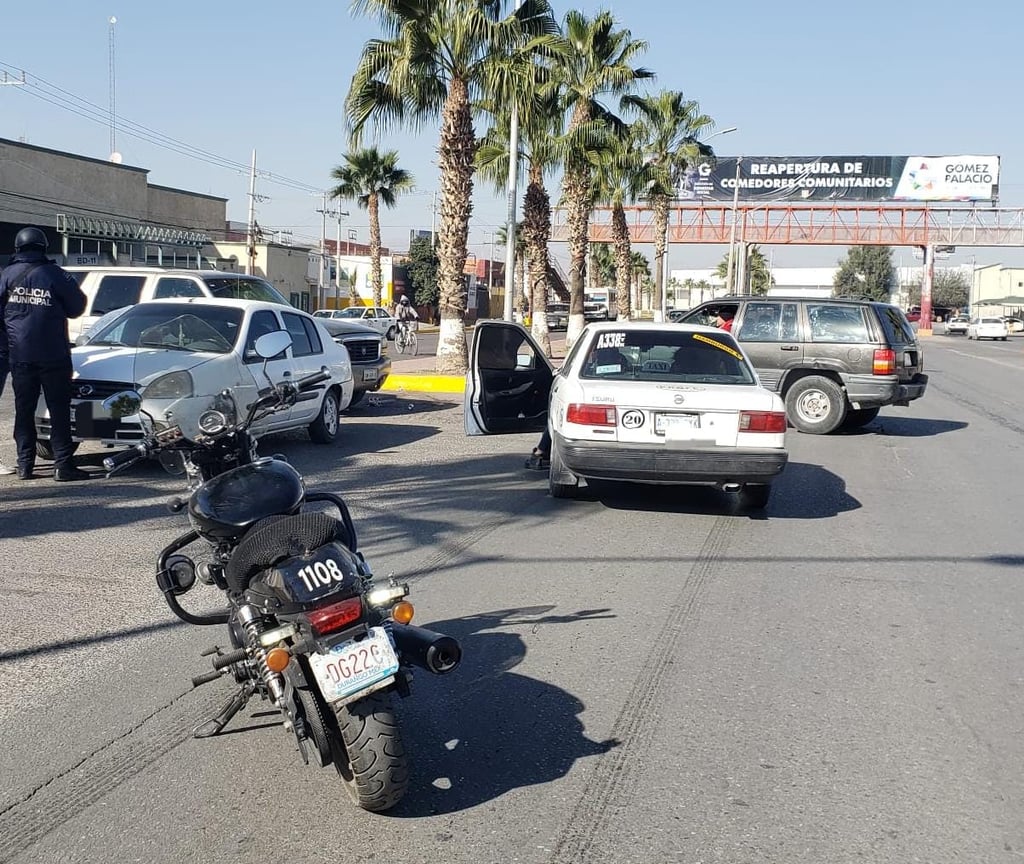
464;321;554;435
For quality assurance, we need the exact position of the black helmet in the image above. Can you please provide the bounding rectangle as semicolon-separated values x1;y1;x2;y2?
15;227;48;252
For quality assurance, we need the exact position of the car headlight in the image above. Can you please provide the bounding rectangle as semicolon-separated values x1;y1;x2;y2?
144;370;194;399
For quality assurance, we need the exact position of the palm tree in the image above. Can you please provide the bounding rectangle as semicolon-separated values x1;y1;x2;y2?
555;9;653;346
347;0;560;374
715;244;773;296
476;80;563;356
630;251;650;311
495;222;527;318
328;148;414;309
589;242;616;290
591;124;650;320
628;90;715;312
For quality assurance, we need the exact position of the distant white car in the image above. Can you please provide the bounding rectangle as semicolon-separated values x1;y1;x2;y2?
1003;316;1024;334
945;315;970;336
967;316;1009;341
35;298;354;460
465;320;789;509
313;306;398;340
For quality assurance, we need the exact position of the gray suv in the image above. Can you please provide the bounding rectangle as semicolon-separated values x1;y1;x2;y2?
680;297;928;433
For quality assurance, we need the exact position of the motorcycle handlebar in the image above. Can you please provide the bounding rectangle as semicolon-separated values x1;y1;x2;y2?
295;368;331;391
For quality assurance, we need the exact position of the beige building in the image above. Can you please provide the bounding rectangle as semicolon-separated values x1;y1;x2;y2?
210;240;319;311
972;264;1024;311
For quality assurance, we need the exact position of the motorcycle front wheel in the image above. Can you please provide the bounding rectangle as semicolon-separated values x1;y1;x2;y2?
332;690;409;811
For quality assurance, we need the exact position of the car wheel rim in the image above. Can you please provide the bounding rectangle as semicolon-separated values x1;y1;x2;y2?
324;396;339;435
795;389;831;422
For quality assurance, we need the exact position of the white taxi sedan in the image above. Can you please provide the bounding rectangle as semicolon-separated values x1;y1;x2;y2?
465;321;788;509
967;316;1009;341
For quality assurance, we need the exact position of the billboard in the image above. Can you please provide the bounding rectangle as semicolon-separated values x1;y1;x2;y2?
678;156;1000;203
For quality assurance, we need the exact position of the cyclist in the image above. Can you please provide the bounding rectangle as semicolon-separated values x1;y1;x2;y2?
396;295;418;342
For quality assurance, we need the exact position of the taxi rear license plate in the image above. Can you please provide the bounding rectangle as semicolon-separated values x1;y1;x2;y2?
309;627;399;704
655;413;699;435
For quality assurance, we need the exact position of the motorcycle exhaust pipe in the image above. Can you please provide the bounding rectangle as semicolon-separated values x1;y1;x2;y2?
391;623;462;675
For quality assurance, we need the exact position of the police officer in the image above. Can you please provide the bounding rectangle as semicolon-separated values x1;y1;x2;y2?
0;227;88;481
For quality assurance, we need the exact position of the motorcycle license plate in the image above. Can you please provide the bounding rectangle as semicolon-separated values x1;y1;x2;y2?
309;627;399;704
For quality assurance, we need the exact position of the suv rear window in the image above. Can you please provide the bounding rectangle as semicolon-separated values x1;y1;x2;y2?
876;305;916;345
202;276;290;306
92;275;145;315
806;304;869;343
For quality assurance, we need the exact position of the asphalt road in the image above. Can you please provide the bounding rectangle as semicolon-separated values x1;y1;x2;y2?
1;333;1022;864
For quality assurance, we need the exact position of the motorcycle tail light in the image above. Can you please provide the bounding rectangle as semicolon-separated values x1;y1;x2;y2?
392;601;415;624
307;596;363;637
739;411;787;433
872;349;896;375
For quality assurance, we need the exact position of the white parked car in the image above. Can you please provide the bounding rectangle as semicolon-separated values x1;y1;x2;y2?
967;316;1009;341
945;315;970;335
313;306;398;340
35;298;354;460
1003;316;1024;334
465;320;789;509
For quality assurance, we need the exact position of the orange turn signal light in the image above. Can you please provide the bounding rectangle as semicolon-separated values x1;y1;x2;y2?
266;646;291;673
392;601;415;624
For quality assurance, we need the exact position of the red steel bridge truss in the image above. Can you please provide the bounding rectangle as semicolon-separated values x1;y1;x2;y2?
551;203;1024;249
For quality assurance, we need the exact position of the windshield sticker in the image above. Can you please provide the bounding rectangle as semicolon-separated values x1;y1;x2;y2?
692;333;744;361
596;332;626;349
595;364;622;375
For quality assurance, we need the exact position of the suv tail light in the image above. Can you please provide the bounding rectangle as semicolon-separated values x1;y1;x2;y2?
566;404;616;426
872;348;896;375
739;411;786;433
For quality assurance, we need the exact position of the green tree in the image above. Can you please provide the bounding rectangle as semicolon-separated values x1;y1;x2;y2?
714;245;772;296
630;250;650;311
627;90;715;311
908;269;970;310
347;0;560;374
329;147;414;309
405;235;439;316
476;81;563;355
555;9;653;345
833;245;896;301
591;123;650;320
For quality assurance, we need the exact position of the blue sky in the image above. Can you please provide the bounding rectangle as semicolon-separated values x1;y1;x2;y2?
2;0;1022;271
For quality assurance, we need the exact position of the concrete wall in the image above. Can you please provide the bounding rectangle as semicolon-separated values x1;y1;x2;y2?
0;138;149;227
147;185;226;234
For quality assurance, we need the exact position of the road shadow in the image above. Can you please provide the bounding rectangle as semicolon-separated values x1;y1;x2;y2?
390;606;619;817
837;416;969;438
344;394;460;417
551;461;860;521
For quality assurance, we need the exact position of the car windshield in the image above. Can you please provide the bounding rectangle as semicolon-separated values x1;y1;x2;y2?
578;330;756;385
88;304;243;353
336;308;365;319
202;276;290;306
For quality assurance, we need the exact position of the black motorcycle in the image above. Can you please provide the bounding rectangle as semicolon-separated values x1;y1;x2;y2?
102;330;460;812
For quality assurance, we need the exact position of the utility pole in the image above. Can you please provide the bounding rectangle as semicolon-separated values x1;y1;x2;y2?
245;150;258;276
335;209;349;308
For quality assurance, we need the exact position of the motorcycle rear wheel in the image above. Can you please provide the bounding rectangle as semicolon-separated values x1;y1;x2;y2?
332;690;409;811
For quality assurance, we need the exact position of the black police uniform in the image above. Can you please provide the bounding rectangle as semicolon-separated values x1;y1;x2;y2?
0;236;87;478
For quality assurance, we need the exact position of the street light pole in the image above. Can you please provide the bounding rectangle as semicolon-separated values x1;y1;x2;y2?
724;156;742;295
502;0;523;323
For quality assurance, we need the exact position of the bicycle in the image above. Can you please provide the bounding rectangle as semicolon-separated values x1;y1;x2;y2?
395;321;418;356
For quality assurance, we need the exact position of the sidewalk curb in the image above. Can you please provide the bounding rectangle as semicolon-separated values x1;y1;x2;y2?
381;373;466;394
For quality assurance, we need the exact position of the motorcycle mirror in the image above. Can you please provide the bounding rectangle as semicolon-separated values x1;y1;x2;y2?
164;554;197;595
253;331;292;360
102;390;143;419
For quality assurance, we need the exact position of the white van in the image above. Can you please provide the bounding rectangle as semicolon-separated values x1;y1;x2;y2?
65;267;292;343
